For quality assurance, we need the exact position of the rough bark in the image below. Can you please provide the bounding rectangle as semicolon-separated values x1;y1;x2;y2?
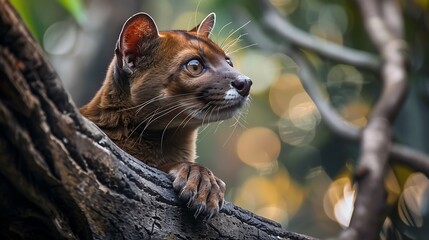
0;1;313;239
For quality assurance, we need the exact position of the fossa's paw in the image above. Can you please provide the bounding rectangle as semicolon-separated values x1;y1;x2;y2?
168;162;225;219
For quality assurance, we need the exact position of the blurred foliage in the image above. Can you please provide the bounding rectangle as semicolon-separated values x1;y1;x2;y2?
10;0;429;239
57;0;86;25
10;0;86;41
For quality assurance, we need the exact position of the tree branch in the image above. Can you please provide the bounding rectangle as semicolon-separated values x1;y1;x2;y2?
241;0;426;238
339;0;408;239
288;50;429;178
241;1;422;163
0;1;314;239
241;0;429;182
245;0;380;71
287;50;361;141
390;145;429;176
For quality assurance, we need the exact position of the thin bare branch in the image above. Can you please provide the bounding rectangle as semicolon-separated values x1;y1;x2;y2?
289;49;429;179
381;0;404;37
288;50;361;141
339;0;408;239
390;145;429;177
241;1;426;239
245;0;380;71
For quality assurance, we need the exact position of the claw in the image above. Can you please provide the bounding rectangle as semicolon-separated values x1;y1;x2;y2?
166;162;225;220
179;189;185;198
219;199;224;209
194;204;206;218
186;196;194;208
204;208;217;221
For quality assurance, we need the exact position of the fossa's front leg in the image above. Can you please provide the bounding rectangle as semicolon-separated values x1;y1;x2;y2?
160;162;225;219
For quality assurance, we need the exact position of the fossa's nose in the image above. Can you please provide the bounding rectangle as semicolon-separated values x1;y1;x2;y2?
231;75;252;97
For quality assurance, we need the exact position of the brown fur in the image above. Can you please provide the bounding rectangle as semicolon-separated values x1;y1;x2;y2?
80;12;251;218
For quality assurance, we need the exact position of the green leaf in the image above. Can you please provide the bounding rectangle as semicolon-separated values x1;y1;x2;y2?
57;0;87;25
10;0;40;40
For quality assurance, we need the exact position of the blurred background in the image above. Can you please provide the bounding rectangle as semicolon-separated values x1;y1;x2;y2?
11;0;429;238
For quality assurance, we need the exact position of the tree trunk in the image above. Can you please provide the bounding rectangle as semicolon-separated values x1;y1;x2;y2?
0;1;313;239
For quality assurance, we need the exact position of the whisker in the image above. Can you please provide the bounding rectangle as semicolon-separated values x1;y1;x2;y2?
118;92;198;113
177;107;196;130
142;98;196;130
233;114;247;129
215;21;232;44
134;93;203;116
213;120;224;134
160;106;196;156
179;103;209;130
223;117;239;147
178;110;196;130
202;105;214;125
126;105;160;145
127;98;198;146
194;0;203;30
218;22;232;37
223;33;248;53
129;107;159;147
118;94;164;112
221;20;251;48
137;104;187;145
226;43;258;55
198;105;215;135
224;37;245;53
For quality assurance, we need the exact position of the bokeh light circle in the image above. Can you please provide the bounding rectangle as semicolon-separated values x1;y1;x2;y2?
323;177;355;228
398;173;429;227
235;51;282;94
236;127;281;172
43;20;77;55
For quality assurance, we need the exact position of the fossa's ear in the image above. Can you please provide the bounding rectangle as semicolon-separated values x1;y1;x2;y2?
115;12;159;72
189;12;216;38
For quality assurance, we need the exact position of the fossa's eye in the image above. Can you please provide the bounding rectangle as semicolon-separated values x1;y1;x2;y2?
226;58;233;67
185;59;205;76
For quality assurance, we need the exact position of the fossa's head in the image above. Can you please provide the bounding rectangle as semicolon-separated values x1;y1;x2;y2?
113;12;252;130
